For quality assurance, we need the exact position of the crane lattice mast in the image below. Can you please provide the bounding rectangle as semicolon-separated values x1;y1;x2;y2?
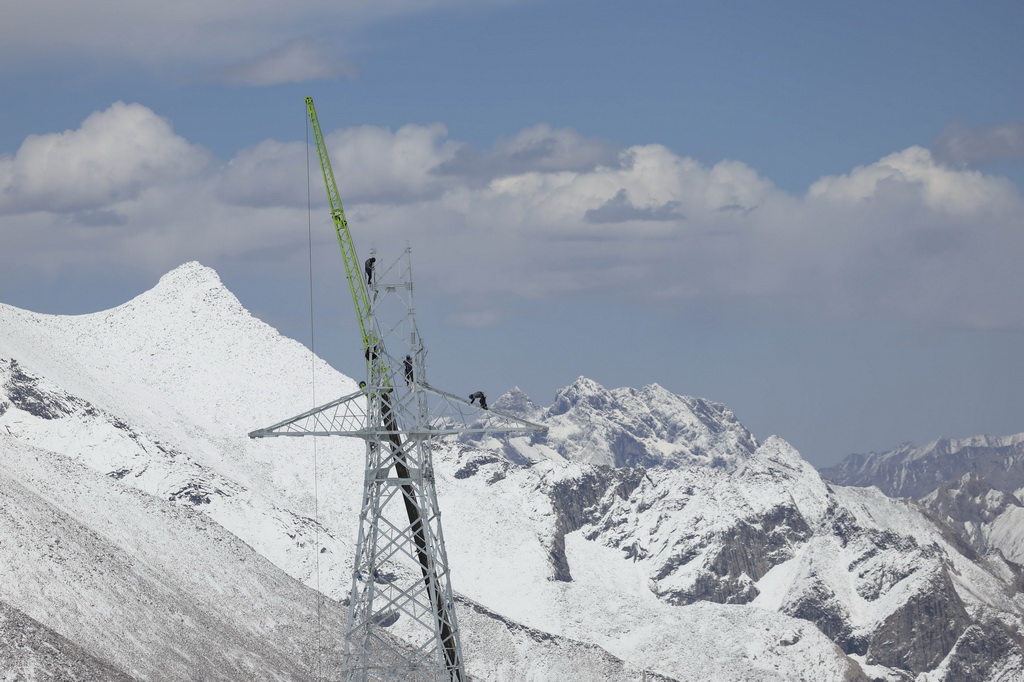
249;98;546;682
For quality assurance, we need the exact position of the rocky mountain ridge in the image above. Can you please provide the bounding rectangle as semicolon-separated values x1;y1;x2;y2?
1;261;1022;681
493;379;758;470
822;433;1024;569
821;433;1024;500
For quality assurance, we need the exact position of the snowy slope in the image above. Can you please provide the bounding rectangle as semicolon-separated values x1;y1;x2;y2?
823;432;1024;588
0;600;138;682
432;440;866;681
0;435;347;681
2;261;1023;681
0;263;723;680
0;264;362;599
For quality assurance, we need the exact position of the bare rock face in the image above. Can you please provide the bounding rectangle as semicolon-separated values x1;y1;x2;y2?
866;569;972;674
1;358;88;420
544;465;647;582
650;502;813;606
522;430;1024;681
938;622;1024;682
782;576;864;656
925;473;1023;528
540;458;814;605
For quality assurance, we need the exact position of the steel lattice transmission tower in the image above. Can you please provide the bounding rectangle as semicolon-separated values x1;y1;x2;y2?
249;99;546;682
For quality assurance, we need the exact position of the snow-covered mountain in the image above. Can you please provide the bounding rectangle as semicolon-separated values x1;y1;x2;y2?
2;262;1023;681
0;599;139;682
821;433;1024;500
0;436;347;681
822;434;1024;570
491;379;758;470
921;473;1024;565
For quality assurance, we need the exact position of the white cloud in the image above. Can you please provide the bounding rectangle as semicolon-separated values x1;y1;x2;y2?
0;0;520;76
2;104;1023;332
216;123;462;208
437;124;621;181
933;121;1024;168
213;39;357;86
807;146;1019;217
0;102;211;214
216;139;311;208
324;123;464;203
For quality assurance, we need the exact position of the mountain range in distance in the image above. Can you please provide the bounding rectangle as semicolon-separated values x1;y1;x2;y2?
1;261;1022;681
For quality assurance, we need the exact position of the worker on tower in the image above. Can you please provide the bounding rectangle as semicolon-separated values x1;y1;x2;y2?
364;257;376;285
468;391;487;410
404;355;414;386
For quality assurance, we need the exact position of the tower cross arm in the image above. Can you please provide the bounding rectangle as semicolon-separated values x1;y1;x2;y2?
247;388;370;438
418;383;548;437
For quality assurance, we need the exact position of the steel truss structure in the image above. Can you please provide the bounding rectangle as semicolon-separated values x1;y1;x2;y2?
250;239;545;678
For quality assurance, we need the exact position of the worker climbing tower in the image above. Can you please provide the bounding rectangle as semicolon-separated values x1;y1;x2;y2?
249;98;546;682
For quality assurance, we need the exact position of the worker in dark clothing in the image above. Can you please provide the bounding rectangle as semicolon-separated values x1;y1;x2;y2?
404;355;414;386
468;391;488;410
364;257;376;285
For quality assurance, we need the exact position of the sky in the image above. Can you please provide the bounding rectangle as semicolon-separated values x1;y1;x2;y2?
1;0;1023;468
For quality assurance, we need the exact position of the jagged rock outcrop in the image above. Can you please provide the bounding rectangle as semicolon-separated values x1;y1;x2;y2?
2;358;90;420
649;501;813;605
823;434;1024;641
920;472;1024;566
926;472;1022;527
865;569;971;674
545;465;647;582
497;376;759;470
937;622;1024;682
499;433;1024;681
782;576;864;655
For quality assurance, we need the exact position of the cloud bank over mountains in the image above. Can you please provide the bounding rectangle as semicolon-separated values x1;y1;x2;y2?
1;101;1022;329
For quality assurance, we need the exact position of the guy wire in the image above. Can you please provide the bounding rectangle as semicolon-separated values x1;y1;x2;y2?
306;109;324;682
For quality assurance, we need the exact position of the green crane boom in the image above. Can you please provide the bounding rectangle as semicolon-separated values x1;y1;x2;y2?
305;96;466;680
305;96;375;353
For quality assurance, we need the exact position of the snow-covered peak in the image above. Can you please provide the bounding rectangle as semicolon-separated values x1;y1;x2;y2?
4;262;1024;681
504;376;758;470
822;430;1024;499
548;376;613;415
157;260;223;289
122;260;243;319
493;385;541;418
738;435;833;526
916;432;1024;458
0;260;357;492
